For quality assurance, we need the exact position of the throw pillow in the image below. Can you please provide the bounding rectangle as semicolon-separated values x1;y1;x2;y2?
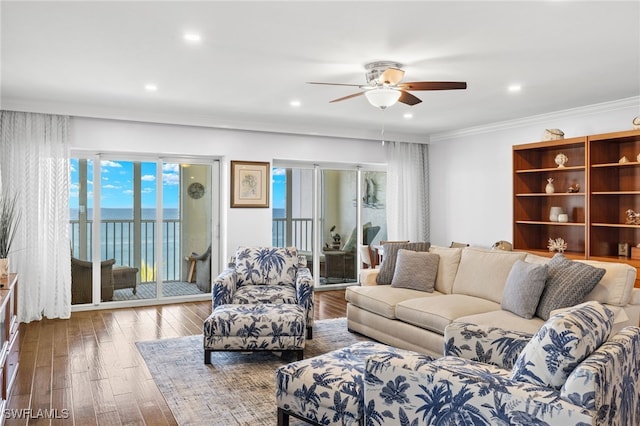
390;250;439;292
501;260;548;319
376;242;431;284
511;301;614;389
535;253;606;320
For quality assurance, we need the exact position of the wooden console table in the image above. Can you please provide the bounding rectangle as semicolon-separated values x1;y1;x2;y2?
0;273;19;420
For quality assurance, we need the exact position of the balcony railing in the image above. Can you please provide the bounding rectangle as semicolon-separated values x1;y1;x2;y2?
69;219;181;282
272;218;313;252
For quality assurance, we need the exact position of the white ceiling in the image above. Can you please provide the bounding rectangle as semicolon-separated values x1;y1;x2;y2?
2;1;639;143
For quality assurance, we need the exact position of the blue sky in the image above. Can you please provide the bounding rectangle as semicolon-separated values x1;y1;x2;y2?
70;159;180;209
272;168;285;209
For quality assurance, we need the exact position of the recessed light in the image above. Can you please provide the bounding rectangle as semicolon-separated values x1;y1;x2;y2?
508;84;522;92
290;100;301;107
183;33;201;43
145;84;158;92
403;113;413;119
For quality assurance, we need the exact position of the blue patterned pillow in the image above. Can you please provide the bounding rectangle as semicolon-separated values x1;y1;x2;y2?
234;246;298;286
511;301;614;389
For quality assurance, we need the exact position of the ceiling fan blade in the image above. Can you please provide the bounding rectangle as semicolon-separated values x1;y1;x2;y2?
398;81;467;91
398;90;422;106
380;68;405;85
307;82;363;87
329;91;366;103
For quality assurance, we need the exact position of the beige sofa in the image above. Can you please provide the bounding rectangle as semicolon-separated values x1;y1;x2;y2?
346;246;640;357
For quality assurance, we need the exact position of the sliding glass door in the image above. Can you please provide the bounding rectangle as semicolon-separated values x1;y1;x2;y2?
70;155;218;305
272;163;387;288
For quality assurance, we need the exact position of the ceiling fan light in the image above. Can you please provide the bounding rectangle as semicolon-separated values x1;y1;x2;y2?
365;88;401;109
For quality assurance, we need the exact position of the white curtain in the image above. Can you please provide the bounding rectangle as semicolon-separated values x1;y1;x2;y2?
385;141;430;242
0;111;71;322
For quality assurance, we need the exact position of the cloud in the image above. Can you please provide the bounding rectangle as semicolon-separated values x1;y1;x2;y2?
101;160;122;168
141;174;156;181
103;184;120;189
163;173;180;185
163;163;180;173
272;168;286;176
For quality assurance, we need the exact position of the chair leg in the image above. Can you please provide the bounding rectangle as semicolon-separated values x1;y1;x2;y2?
306;326;313;340
204;349;211;364
277;407;289;426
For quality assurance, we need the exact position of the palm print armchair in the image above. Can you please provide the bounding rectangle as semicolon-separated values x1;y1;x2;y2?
364;301;640;426
212;246;314;339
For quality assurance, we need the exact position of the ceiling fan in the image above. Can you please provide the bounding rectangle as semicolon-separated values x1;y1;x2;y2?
308;61;467;109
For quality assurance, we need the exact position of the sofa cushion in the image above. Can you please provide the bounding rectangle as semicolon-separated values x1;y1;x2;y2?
511;301;614;390
391;250;439;292
234;246;298;286
395;294;501;334
376;242;431;284
535;254;606;320
501;260;548;319
345;285;441;319
452;248;527;304
429;246;462;294
579;259;637;306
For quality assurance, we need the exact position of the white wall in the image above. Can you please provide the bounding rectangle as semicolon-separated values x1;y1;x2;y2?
71;117;386;261
428;98;640;248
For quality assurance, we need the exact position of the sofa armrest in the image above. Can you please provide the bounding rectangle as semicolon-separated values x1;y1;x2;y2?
359;268;379;286
212;267;236;308
444;322;533;370
295;266;314;326
561;326;640;424
365;355;593;426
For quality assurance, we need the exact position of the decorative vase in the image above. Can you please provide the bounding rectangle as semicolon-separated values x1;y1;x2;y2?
545;178;555;194
549;206;564;222
0;258;8;280
558;213;569;223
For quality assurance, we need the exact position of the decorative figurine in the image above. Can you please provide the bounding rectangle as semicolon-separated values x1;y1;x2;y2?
554;152;568;168
633;116;640;130
625;209;640;225
567;183;580;193
543;129;565;141
619;156;629;163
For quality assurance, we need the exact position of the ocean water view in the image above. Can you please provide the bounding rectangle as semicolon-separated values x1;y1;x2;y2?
70;208;182;281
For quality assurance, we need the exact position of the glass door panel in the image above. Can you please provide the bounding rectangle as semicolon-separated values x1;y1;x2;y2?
320;169;358;286
178;162;213;295
70;158;95;305
272;167;314;268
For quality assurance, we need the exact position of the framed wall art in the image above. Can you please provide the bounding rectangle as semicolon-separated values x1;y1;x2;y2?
230;160;270;208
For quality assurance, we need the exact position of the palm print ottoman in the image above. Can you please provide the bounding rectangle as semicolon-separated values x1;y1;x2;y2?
275;341;434;426
203;303;306;364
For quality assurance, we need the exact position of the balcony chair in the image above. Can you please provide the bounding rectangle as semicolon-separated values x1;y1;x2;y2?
192;244;212;292
70;257;116;304
211;246;314;339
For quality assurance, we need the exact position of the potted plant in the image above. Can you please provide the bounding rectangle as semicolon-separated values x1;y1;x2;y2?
0;192;20;280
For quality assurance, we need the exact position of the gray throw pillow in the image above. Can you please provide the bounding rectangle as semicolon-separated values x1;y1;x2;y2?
501;260;548;319
535;253;606;320
391;250;440;292
376;242;431;284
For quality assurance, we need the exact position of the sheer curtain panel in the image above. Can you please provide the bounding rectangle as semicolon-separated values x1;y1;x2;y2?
0;111;71;322
385;142;430;242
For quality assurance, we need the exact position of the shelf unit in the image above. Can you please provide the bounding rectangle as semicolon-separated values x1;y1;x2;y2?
0;274;18;422
513;129;640;287
513;136;587;257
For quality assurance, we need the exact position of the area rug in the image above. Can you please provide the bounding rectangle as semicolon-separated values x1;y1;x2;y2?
136;317;369;425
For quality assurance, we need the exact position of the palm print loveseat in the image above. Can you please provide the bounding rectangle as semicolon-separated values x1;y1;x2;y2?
210;246;314;339
364;301;640;426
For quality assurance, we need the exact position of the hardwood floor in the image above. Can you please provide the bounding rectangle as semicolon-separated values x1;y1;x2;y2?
7;289;347;425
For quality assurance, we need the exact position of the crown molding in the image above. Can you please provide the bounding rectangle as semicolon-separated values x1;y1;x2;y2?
1;98;428;144
429;96;640;143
